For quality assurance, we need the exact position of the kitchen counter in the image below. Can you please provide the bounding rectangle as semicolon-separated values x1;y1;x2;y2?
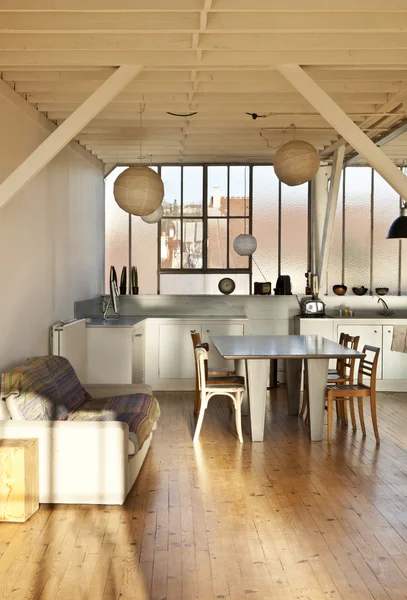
87;315;247;327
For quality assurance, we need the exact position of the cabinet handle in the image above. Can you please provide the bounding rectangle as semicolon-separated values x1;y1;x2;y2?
133;333;143;338
388;330;391;333
374;330;378;333
206;329;210;333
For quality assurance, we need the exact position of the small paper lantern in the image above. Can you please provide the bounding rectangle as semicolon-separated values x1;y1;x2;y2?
141;204;164;224
114;166;164;216
233;233;257;256
274;140;320;186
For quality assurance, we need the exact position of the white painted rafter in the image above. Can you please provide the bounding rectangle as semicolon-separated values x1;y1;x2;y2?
0;65;142;208
277;64;407;199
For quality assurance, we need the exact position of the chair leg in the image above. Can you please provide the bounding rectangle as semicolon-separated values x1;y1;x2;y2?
193;396;207;442
327;395;333;442
349;398;357;430
227;396;234;414
335;399;342;421
234;392;243;443
194;386;201;416
357;397;366;436
370;391;380;443
342;400;348;426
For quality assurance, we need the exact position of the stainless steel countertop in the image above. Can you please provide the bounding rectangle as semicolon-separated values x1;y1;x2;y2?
87;315;247;327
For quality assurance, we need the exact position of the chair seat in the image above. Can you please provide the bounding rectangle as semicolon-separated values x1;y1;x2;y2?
208;367;236;377
327;373;350;383
328;368;339;374
207;375;245;386
327;383;370;396
206;383;245;391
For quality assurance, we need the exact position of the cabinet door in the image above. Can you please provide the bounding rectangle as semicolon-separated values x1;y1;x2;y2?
382;326;407;380
132;327;145;384
87;328;133;384
158;323;202;379
202;322;245;370
337;324;382;379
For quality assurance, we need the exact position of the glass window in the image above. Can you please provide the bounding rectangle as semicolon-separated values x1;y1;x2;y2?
105;167;129;293
207;166;228;216
280;181;309;294
183;166;203;217
160;219;181;269
161;166;181;216
182;219;203;269
373;171;399;295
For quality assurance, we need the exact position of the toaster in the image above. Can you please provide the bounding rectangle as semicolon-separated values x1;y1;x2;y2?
302;298;326;317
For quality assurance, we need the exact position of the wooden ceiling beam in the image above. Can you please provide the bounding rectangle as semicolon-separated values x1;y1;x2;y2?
277;64;407;199
0;64;143;209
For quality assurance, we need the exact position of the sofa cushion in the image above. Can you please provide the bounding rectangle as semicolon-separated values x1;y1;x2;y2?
29;355;90;414
68;393;160;453
1;358;69;421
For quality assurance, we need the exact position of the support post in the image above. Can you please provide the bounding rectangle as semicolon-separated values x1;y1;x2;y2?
0;65;143;209
277;64;407;200
318;146;345;290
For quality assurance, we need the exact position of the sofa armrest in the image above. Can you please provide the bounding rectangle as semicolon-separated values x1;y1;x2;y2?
84;383;153;398
0;420;130;504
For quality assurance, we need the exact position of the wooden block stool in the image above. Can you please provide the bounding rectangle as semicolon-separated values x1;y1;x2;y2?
0;439;39;522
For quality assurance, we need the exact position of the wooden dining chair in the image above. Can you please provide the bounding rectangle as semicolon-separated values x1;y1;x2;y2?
300;333;359;424
327;334;360;424
326;345;380;443
193;347;245;443
191;330;238;415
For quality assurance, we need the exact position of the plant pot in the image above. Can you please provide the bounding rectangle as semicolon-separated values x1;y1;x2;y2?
119;285;127;295
132;286;139;295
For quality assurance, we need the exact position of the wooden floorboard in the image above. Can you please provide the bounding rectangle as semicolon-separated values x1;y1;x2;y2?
3;388;407;599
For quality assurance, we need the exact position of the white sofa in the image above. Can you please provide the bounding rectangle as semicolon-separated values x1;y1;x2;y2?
0;360;159;505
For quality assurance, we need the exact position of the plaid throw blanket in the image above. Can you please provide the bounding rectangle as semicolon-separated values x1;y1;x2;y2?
68;393;160;453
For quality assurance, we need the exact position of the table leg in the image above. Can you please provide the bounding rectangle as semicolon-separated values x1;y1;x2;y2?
286;359;303;416
247;359;269;442
235;359;248;416
307;358;329;442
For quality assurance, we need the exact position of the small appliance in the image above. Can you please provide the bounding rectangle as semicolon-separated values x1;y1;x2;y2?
274;275;292;295
254;281;271;295
301;297;326;318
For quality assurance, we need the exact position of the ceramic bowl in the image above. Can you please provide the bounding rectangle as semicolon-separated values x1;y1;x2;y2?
333;284;347;296
375;287;389;296
352;286;368;296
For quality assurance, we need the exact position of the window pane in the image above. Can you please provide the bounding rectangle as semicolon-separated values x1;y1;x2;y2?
229;166;250;216
162;166;181;216
208;166;228;216
182;219;203;269
252;166;279;289
208;218;227;268
160;218;181;268
229;218;250;269
344;167;371;291
160;273;249;294
131;215;157;294
327;173;344;294
373;171;400;295
183;166;203;217
105;167;129;293
280;182;308;294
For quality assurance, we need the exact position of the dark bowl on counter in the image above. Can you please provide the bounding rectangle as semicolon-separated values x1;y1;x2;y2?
332;284;347;296
375;287;389;296
352;286;368;296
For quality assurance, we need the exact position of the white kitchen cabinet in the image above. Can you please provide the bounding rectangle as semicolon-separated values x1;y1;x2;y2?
87;327;133;384
337;324;382;379
132;322;146;384
382;326;407;380
201;322;245;370
158;322;202;379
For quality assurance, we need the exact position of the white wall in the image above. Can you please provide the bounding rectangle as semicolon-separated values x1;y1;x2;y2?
0;91;104;369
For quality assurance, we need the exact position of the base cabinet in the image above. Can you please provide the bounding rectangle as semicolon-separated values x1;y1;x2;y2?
132;322;146;384
297;317;407;391
87;328;133;384
142;319;246;391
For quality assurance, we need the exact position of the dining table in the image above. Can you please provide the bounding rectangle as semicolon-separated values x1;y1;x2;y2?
210;334;364;442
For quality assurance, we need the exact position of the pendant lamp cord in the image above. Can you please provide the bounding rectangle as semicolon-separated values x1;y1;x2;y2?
252;255;268;282
139;103;145;163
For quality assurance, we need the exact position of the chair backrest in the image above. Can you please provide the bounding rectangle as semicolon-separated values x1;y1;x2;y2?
191;330;201;350
357;345;380;389
195;347;208;392
335;332;349;372
342;335;360;383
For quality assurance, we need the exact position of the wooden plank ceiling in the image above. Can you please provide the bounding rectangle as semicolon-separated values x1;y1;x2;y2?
1;0;407;165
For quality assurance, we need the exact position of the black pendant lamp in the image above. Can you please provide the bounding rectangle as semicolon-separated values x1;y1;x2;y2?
387;204;407;239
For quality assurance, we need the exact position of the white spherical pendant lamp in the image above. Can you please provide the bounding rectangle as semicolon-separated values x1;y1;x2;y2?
141;204;164;224
233;233;257;256
274;140;320;186
114;166;164;216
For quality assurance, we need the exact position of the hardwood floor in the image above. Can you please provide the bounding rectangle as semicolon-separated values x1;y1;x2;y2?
3;388;407;599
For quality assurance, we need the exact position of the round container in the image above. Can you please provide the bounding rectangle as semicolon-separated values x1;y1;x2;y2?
375;287;389;296
339;309;354;317
352;286;368;296
333;284;347;296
